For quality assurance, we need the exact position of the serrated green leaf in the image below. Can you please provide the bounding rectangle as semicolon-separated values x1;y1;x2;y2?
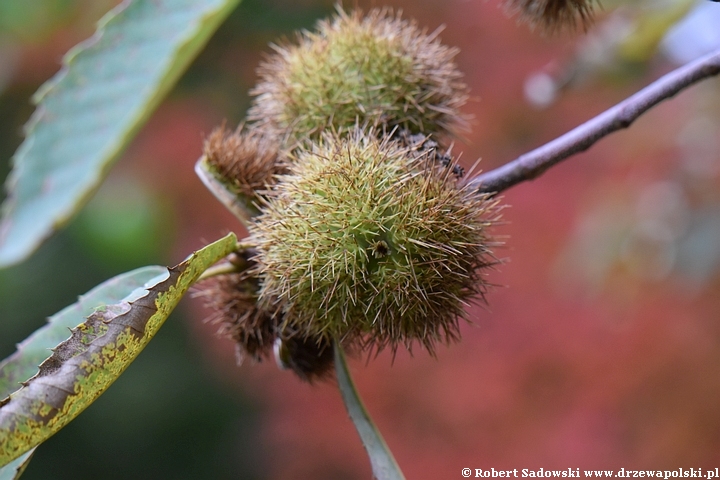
0;266;163;478
0;266;166;400
0;232;237;467
0;0;241;268
334;344;405;480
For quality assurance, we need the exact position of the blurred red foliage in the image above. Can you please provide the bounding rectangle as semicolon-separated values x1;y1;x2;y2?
178;1;720;478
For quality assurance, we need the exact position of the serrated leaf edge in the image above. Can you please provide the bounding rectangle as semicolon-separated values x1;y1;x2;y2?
0;232;237;466
0;0;242;267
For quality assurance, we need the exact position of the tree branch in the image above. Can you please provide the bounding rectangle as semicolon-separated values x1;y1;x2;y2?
467;48;720;195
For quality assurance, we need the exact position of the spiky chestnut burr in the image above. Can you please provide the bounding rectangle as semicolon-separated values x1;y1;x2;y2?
196;251;338;381
198;124;286;221
195;251;276;364
249;128;499;354
248;7;468;147
505;0;599;31
273;335;336;383
397;128;466;178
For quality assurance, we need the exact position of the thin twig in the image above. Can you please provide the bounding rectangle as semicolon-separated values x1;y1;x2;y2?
196;262;243;281
467;48;720;195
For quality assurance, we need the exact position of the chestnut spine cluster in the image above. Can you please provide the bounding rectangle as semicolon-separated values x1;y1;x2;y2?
198;7;499;381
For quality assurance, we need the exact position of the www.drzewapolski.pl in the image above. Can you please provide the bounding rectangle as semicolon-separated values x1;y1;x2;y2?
462;469;720;479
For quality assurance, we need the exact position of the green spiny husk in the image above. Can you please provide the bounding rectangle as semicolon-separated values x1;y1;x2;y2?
248;7;468;148
250;128;499;354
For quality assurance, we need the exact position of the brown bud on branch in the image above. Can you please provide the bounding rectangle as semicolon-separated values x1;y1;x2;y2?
505;0;600;31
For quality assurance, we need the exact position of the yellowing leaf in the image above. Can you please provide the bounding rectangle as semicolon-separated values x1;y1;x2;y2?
0;233;237;467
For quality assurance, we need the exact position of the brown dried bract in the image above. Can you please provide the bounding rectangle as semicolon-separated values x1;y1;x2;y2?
203;123;286;197
274;334;336;383
505;0;599;32
196;268;276;364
